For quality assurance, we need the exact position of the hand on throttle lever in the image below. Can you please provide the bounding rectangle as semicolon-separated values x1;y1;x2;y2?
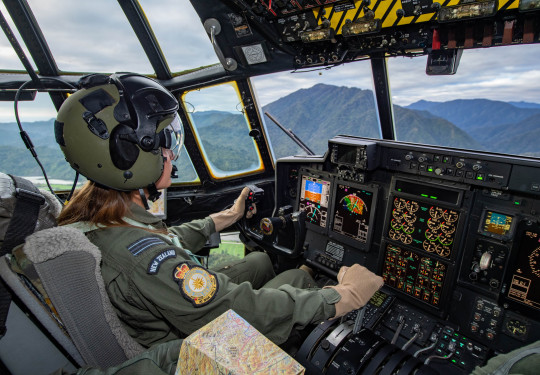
210;187;257;232
325;264;384;319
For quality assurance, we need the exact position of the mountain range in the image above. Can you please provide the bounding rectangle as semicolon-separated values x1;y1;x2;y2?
1;83;539;181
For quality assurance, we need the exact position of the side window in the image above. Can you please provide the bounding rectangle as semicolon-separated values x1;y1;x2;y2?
182;82;264;178
0;93;82;190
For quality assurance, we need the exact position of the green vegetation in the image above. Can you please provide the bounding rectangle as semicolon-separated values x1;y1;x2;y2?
208;241;245;268
2;84;540;181
192;111;260;172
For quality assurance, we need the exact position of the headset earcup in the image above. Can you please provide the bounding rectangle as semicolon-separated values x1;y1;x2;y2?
109;124;140;170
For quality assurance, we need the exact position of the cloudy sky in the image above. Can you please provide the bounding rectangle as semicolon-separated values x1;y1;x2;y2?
1;0;540;122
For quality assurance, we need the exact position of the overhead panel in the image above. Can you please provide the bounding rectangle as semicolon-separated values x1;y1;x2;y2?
260;0;520;37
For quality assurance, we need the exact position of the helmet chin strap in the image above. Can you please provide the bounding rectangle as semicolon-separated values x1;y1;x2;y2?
147;183;161;203
137;184;160;211
138;189;150;210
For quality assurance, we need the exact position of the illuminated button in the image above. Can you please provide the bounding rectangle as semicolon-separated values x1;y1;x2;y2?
476;173;485;181
486;332;495;340
427;165;434;173
443;156;451;163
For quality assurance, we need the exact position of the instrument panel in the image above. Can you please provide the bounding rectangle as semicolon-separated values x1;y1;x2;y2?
273;136;540;374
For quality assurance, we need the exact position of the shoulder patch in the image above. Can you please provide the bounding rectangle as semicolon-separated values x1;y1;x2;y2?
173;262;219;307
147;249;176;275
127;236;167;256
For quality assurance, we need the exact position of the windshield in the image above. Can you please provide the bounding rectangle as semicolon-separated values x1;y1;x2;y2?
252;44;540;160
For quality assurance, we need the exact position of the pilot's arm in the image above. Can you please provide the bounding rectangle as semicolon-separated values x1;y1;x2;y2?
168;187;252;253
100;226;382;347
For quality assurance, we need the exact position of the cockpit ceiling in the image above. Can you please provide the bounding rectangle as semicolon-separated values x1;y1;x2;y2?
1;0;540;84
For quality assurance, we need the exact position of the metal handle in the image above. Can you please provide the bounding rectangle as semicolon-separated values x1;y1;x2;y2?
203;18;237;71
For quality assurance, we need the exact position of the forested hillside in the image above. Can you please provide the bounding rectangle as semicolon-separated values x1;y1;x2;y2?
2;84;539;182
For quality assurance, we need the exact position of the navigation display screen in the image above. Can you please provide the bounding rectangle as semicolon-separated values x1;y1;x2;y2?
332;184;374;243
382;244;447;308
482;210;513;237
299;175;331;228
506;226;540;312
387;196;460;259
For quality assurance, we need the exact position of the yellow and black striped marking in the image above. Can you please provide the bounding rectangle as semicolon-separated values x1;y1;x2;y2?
311;0;520;34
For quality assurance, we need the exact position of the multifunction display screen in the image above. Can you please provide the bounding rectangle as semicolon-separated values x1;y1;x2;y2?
506;227;540;312
299;175;331;228
332;184;374;243
482;211;513;237
388;197;460;259
382;244;446;307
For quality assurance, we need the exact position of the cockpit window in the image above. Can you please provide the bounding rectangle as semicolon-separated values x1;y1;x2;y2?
0;3;35;71
138;0;219;73
26;0;153;74
389;44;540;158
182;82;264;179
251;62;381;159
0;93;82;190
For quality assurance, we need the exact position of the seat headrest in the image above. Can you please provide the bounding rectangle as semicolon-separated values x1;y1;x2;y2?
0;172;63;247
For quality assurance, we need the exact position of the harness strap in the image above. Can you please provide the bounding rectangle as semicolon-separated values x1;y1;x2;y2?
0;175;45;337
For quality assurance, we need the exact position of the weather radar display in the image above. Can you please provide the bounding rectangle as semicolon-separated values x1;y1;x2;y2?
299;175;331;228
332;184;374;242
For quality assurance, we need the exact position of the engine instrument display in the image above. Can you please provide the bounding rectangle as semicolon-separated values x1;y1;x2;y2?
382;244;446;307
332;184;374;243
299;175;331;228
506;226;540;312
387;196;460;259
482;210;514;238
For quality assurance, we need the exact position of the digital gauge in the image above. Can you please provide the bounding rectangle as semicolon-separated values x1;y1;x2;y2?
332;184;375;243
387;196;460;259
298;175;331;228
506;226;540;313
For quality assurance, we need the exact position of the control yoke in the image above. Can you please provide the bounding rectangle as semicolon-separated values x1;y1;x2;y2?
238;186;307;258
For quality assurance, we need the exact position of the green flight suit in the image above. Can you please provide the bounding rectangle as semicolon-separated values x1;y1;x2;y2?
82;203;339;348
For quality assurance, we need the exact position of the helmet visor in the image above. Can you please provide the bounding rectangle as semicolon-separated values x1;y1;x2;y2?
163;114;184;161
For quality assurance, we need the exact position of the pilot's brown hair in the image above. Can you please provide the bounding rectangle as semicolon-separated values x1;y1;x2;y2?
57;181;133;228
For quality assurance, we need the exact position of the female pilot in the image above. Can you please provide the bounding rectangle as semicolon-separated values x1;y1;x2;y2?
54;73;383;348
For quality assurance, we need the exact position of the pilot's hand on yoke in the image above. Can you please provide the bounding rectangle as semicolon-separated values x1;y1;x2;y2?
326;264;384;319
210;187;257;232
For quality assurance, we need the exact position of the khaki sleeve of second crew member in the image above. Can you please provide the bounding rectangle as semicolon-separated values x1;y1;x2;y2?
129;254;339;345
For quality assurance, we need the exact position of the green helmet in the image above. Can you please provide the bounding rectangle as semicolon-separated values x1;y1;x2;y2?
55;73;183;194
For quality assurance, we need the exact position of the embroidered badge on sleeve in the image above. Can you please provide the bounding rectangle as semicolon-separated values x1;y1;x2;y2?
147;249;176;274
173;262;218;307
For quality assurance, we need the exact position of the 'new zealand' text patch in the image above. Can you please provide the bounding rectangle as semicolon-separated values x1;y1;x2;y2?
147;249;176;274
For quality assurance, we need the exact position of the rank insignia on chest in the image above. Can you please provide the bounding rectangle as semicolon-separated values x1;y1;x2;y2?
173;262;218;307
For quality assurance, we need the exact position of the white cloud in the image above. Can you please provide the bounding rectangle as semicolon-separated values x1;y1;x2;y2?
1;0;540;121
